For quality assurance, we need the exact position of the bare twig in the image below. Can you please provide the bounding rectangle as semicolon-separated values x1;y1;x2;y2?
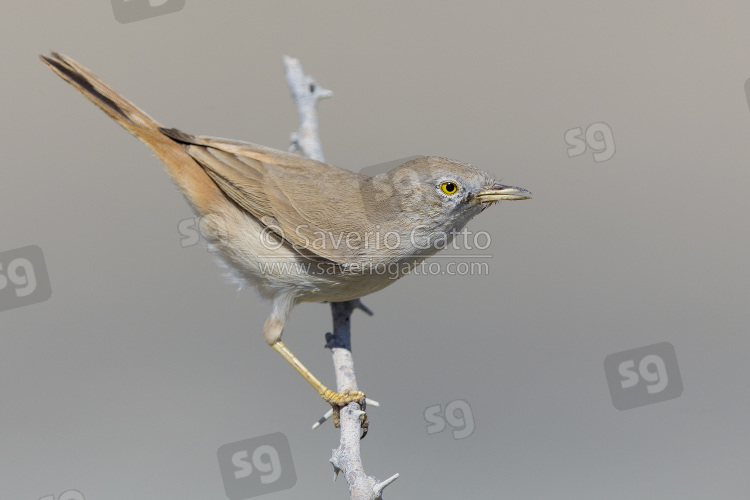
283;55;332;163
283;56;398;499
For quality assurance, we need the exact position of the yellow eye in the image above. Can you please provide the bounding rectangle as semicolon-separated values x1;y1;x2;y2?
440;181;459;195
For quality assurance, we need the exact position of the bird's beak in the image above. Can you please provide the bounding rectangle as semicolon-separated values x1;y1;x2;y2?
476;183;532;202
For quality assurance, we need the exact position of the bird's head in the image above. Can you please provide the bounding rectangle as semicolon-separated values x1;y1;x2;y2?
370;156;531;235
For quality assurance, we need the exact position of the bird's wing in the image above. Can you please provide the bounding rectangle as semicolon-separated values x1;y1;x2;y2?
161;127;371;265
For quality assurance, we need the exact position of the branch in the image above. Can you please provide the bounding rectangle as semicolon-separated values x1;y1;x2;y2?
283;56;398;499
283;55;332;163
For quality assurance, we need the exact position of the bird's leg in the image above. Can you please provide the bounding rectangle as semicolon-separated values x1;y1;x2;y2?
271;340;366;422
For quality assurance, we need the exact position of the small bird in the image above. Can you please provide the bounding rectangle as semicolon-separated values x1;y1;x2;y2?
40;52;531;425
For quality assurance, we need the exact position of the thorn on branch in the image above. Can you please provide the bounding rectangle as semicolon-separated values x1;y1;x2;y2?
372;473;400;498
330;454;342;482
353;299;374;316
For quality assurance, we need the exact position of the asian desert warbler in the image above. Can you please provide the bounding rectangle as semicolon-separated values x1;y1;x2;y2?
40;52;531;422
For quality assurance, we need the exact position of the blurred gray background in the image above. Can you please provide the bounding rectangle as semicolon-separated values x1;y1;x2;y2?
2;1;749;499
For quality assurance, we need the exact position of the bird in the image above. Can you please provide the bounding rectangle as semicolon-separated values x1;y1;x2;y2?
40;52;531;430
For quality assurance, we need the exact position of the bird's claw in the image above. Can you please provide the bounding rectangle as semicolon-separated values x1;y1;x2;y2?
321;389;369;438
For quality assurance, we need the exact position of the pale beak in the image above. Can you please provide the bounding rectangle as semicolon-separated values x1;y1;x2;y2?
476;183;532;202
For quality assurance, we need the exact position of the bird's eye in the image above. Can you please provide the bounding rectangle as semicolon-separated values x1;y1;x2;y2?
440;181;459;195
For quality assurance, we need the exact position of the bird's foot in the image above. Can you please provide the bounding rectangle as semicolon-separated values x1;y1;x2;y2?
321;389;369;438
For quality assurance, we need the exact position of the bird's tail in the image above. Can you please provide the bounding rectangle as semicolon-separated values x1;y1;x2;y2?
40;52;226;216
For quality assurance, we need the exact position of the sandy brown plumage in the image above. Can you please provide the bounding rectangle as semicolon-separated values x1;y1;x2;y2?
40;51;530;421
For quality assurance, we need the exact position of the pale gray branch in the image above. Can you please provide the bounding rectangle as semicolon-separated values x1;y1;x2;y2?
283;56;398;500
283;55;332;163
